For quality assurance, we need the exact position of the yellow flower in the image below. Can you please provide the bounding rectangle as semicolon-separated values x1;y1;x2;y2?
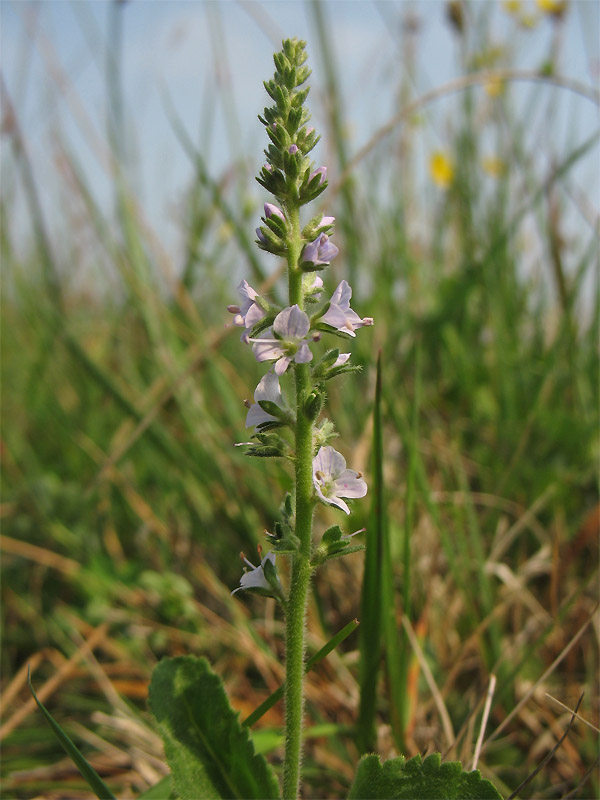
481;156;506;178
536;0;568;16
502;0;522;13
485;77;505;97
519;12;539;28
429;152;454;188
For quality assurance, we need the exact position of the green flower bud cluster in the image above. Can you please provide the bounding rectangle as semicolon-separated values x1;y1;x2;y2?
256;39;327;210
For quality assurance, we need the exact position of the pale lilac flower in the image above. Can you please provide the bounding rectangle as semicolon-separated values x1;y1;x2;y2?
251;305;313;375
264;203;285;221
255;228;267;245
232;552;279;595
313;446;367;514
227;279;266;341
319;215;335;227
321;280;374;337
333;353;351;368
245;372;287;428
302;233;339;268
264;163;273;172
289;144;299;155
309;166;327;185
308;276;324;298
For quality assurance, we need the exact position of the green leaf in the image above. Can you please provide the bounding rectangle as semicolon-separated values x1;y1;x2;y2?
28;670;117;800
149;656;280;800
348;753;502;800
137;776;176;799
357;351;385;753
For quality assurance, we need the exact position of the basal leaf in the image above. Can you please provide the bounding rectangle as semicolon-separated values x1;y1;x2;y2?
149;656;279;800
348;752;502;800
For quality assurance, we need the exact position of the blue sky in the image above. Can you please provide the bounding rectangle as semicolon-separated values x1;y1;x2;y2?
2;0;598;265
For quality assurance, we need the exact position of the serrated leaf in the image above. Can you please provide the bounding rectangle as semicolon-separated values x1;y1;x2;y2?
348;753;502;800
149;656;280;800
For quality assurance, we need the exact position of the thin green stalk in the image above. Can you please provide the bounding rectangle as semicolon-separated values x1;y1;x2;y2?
283;205;314;800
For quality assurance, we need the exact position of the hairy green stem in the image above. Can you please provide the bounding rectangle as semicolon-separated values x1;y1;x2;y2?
283;205;314;799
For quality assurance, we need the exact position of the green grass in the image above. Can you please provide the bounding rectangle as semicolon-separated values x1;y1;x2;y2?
1;2;598;798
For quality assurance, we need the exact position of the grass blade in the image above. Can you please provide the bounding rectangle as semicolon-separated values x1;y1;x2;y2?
357;350;385;753
242;618;360;728
28;668;117;800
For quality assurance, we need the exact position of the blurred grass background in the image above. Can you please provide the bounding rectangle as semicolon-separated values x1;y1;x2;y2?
1;1;598;798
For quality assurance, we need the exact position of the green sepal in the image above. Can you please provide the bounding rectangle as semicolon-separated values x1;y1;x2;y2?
324;364;363;382
311;347;340;378
266;122;289;150
256;225;286;256
299;172;328;206
312;526;366;567
299;259;327;273
302;212;332;240
283;148;301;180
149;656;280;800
282;492;294;519
295;64;310;85
253;420;288;433
287;106;303;133
322;525;344;546
291;86;310;108
313;322;355;339
266;518;301;554
247;313;277;339
257;399;294;426
262;553;286;598
241;431;289;458
304;389;323;422
264;213;287;238
314;418;338;448
298;129;320;155
255;168;286;197
348;752;502;800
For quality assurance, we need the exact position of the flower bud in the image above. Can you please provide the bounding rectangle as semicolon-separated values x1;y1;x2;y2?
264;203;285;221
309;166;327;185
301;233;339;270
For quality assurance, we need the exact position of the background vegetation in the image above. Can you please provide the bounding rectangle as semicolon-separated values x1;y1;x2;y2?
1;1;598;798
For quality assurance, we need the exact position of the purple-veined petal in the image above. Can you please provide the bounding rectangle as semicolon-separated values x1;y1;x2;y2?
294;343;313;363
333;353;351;368
327;496;351;514
252;331;284;363
330;280;352;309
313;446;347;480
334;470;368;499
245;403;276;428
274;305;310;340
322;305;357;336
274;356;292;375
244;302;264;331
245;373;284;428
318;237;339;263
232;552;276;595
